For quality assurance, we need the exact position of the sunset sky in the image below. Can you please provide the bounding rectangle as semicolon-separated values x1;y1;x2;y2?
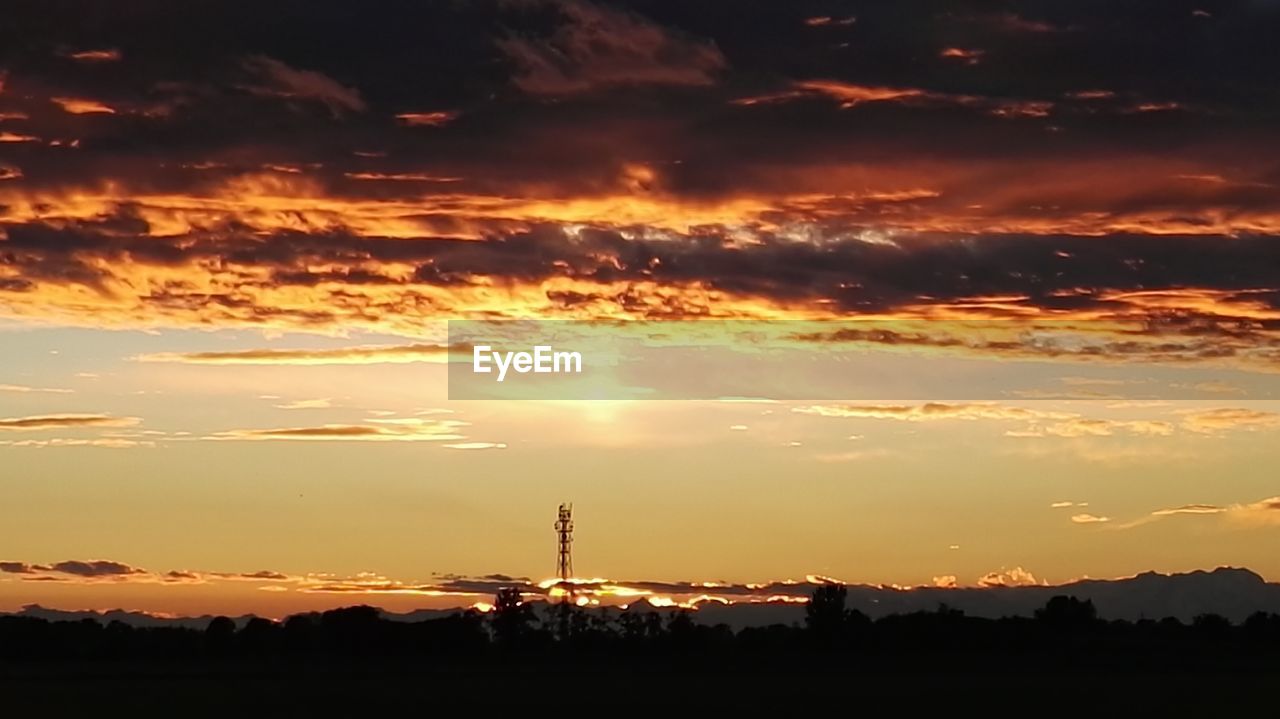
3;0;1280;618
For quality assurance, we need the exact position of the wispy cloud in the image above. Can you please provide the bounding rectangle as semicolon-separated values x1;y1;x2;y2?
273;398;333;410
0;383;73;394
1147;496;1280;527
0;437;153;448
395;111;459;127
1071;513;1111;524
793;403;1073;422
1113;495;1280;529
241;55;365;117
1179;408;1280;434
1013;419;1175;438
1151;503;1228;516
813;449;894;462
0;414;139;431
51;97;116;115
135;344;457;365
207;417;469;442
65;48;122;62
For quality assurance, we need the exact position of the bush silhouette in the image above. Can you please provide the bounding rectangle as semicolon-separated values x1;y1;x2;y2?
1035;595;1098;627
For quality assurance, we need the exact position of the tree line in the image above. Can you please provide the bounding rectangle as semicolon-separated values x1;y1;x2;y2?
2;585;1279;665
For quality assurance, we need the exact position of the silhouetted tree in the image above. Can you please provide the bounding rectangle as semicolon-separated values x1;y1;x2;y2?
1243;611;1280;647
205;616;236;655
614;606;666;645
553;601;577;644
321;605;384;655
239;616;280;654
667;610;696;644
805;583;870;648
3;597;1278;669
1192;613;1232;638
1035;595;1098;628
282;613;317;653
491;587;537;648
806;583;848;636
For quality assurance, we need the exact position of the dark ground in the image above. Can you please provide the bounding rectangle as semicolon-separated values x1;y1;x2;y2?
5;595;1278;714
4;657;1276;714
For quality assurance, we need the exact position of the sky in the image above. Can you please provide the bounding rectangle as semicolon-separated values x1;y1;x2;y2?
2;0;1280;618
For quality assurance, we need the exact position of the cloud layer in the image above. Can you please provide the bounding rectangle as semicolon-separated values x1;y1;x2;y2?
0;1;1278;341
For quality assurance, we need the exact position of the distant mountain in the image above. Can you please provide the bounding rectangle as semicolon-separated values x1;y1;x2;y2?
8;604;255;630
696;567;1280;629
380;607;466;623
5;567;1278;630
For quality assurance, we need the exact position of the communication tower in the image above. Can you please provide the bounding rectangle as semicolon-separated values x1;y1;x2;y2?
555;503;573;602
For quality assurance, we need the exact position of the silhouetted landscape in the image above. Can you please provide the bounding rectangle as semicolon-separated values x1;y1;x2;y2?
4;571;1279;712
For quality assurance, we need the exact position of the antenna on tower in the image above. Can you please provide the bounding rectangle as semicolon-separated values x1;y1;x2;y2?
555;503;573;602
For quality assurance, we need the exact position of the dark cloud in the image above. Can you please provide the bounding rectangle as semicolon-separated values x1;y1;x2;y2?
239;55;366;117
45;560;147;577
238;570;290;580
5;217;1280;329
0;0;1278;333
497;0;727;95
0;560;304;585
208;570;293;581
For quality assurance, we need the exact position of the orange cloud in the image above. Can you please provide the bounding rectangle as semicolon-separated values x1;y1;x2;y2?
1019;419;1175;438
735;80;928;109
395;111;459;127
793;403;1075;422
1179;408;1280;434
989;100;1053;118
977;566;1043;587
940;47;985;64
797;80;929;107
344;172;461;182
66;49;122;62
0;438;153;448
0;414;140;431
207;417;470;442
51;97;116;115
804;16;856;27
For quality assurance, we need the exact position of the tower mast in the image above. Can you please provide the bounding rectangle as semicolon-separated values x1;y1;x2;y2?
555;503;573;602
